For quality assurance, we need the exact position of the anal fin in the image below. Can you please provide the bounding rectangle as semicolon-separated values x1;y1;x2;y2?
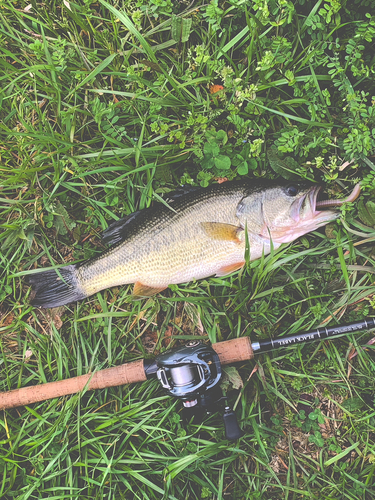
215;261;245;277
133;281;167;297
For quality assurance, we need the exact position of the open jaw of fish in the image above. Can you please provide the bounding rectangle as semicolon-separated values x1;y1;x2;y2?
263;183;361;243
28;181;361;308
262;186;336;243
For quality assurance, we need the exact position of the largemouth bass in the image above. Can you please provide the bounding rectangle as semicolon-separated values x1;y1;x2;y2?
29;179;360;308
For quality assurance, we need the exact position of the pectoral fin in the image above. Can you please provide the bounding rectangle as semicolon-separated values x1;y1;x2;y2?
201;222;242;242
133;281;167;297
216;261;245;277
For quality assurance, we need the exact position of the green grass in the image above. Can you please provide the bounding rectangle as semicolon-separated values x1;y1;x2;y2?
1;0;375;498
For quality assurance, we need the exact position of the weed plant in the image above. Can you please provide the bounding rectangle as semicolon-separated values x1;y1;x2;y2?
1;0;375;498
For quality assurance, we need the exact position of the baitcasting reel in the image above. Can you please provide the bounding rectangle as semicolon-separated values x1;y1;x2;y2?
154;341;243;440
2;318;374;440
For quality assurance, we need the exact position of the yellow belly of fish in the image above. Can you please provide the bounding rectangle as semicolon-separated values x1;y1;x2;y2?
139;239;246;287
77;221;281;297
79;236;247;296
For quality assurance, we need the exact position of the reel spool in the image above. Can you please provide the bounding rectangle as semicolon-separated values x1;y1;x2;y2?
155;341;242;440
156;341;222;406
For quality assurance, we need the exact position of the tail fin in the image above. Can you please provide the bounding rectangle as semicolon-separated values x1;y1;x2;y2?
29;265;86;308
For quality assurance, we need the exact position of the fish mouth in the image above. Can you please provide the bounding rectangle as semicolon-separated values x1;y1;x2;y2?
315;183;361;208
291;186;336;224
309;183;361;221
276;183;361;243
309;186;338;222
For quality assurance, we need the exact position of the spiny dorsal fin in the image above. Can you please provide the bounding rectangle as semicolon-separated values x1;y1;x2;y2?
102;186;200;246
102;210;142;246
165;185;201;202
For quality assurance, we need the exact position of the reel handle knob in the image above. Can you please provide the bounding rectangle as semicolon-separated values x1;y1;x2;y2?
223;406;243;441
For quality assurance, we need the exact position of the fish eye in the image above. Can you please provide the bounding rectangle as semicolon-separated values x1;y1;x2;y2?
285;185;298;197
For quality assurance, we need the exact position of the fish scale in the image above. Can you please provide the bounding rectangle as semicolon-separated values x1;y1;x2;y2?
77;182;248;295
29;179;348;308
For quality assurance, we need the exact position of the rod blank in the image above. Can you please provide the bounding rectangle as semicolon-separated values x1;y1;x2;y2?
253;318;375;353
1;319;374;410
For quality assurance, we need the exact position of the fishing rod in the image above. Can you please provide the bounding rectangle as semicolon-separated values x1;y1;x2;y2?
1;318;374;440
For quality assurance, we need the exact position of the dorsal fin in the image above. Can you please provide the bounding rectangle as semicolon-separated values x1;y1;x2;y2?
102;210;142;246
102;186;201;246
165;185;201;202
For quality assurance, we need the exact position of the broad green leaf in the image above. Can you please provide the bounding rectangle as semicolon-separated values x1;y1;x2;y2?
204;142;220;156
267;146;300;180
171;15;192;43
237;161;248;175
214;155;231;170
221;366;244;392
201;157;215;169
358;199;375;227
248;158;258;170
54;202;77;235
216;129;227;144
341;397;365;412
181;18;192;42
171;15;183;41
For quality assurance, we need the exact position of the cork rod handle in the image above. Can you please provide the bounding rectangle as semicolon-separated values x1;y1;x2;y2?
212;337;253;365
0;338;254;410
0;359;146;410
